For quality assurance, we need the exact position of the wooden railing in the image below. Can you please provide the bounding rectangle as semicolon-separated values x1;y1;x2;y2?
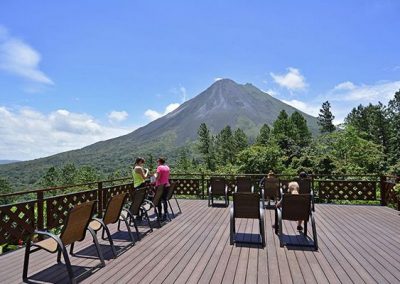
0;173;398;249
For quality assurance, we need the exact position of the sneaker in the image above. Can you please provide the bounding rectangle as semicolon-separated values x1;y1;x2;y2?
297;225;303;231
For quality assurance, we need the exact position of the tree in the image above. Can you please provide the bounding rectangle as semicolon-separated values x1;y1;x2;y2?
271;110;296;165
290;111;312;147
255;124;271;145
0;177;14;205
175;147;192;172
215;126;235;165
237;144;284;174
388;90;400;166
233;128;248;154
318;101;336;133
40;167;60;188
197;123;215;170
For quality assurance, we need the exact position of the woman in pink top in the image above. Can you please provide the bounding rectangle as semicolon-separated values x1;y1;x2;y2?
154;157;170;220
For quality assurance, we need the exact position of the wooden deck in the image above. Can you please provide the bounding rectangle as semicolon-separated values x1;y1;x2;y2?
1;200;400;284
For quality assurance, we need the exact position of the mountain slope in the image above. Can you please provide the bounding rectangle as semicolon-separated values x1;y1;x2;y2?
0;79;319;189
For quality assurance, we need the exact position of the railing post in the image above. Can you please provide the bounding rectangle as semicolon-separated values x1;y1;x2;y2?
201;173;205;199
97;182;103;217
380;175;387;206
37;191;44;232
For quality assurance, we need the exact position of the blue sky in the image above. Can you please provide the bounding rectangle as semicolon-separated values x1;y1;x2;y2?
1;0;400;160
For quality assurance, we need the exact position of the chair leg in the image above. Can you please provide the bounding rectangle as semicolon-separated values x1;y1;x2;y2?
123;216;136;244
61;244;75;283
102;224;117;258
102;227;106;240
311;214;318;251
208;194;211;207
69;242;75;255
144;211;153;232
304;220;308;236
174;196;182;213
230;211;235;245
260;218;266;247
277;209;283;247
154;208;162;227
88;228;105;266
22;241;31;281
168;200;175;218
274;208;279;235
117;219;122;231
132;218;141;240
57;249;62;263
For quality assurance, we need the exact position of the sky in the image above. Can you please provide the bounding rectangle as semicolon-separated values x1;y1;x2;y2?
0;0;400;160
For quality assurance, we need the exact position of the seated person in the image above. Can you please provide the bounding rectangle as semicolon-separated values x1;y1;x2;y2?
276;181;304;231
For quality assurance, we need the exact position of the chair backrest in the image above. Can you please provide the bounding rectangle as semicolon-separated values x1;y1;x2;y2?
236;177;253;193
295;178;312;194
166;182;176;200
281;193;311;222
103;193;128;225
264;177;280;198
210;177;226;195
130;187;147;215
152;185;165;207
233;192;260;219
60;200;96;245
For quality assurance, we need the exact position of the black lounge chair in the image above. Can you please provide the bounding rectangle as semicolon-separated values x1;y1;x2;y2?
275;193;318;250
235;176;254;193
295;177;315;211
142;185;169;227
121;186;153;236
230;192;265;247
260;177;280;208
166;182;182;218
23;201;104;284
208;177;229;207
89;193;135;258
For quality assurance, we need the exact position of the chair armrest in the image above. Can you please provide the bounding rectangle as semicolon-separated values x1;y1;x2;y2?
310;191;315;212
208;186;212;195
225;185;229;195
234;186;238;193
33;230;64;248
251;185;255;193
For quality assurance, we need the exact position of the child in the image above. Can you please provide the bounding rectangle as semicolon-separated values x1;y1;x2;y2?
276;181;304;231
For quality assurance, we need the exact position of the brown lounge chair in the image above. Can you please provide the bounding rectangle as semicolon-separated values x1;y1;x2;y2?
208;177;229;207
275;193;318;250
23;200;104;284
142;185;169;227
260;177;280;209
89;193;135;258
166;182;182;218
230;192;265;247
235;176;254;193
121;186;153;235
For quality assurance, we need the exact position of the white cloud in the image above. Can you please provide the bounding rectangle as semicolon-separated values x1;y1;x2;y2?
144;103;180;121
330;80;400;102
270;67;307;91
180;86;187;102
281;99;320;116
0;25;53;85
334;81;356;91
214;77;223;81
108;110;128;122
262;89;278;97
0;107;136;160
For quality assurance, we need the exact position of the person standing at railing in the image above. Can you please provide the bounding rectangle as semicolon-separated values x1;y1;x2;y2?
132;157;150;189
154;157;170;221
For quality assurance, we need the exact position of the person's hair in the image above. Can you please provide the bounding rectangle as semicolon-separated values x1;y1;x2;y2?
157;157;166;165
267;170;275;178
299;171;307;178
135;157;145;165
288;181;300;194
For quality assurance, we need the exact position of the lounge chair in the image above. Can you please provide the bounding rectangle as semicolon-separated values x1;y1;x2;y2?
23;201;104;284
275;193;318;250
230;192;265;247
295;177;315;211
235;176;254;193
89;193;134;258
208;177;229;207
166;182;182;218
260;177;280;208
142;185;168;227
121;187;153;235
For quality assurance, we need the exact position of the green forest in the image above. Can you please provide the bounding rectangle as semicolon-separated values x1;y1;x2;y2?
1;90;400;196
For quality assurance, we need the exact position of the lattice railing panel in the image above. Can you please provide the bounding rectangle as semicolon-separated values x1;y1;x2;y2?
46;190;98;229
382;180;399;209
318;180;376;200
171;179;200;196
0;201;36;244
103;183;134;208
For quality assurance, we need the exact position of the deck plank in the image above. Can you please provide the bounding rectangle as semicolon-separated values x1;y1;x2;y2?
0;200;400;284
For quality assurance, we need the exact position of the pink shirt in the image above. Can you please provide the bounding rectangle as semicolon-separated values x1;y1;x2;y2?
155;165;170;186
